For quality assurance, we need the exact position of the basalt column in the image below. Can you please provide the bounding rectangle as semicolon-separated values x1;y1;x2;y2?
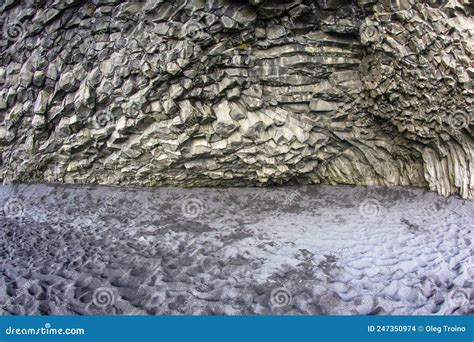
0;0;472;198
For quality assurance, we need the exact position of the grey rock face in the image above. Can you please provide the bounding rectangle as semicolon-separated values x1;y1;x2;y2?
0;0;472;198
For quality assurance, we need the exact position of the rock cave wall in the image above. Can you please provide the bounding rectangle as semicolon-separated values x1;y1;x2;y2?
0;0;472;198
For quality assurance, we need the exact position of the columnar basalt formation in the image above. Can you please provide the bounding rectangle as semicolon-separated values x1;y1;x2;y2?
0;0;472;198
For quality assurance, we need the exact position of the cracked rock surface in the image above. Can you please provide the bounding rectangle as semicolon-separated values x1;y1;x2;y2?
0;0;473;198
0;183;473;315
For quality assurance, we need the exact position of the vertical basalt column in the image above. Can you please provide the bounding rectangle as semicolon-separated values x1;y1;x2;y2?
359;0;473;199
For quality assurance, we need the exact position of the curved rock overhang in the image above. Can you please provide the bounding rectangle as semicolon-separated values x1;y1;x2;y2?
0;0;472;198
